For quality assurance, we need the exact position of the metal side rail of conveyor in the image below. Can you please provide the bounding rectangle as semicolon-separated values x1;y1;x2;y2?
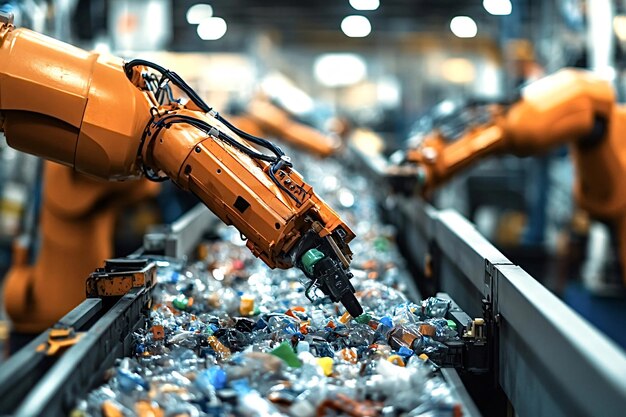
397;195;626;417
0;206;220;417
0;259;155;417
141;203;220;259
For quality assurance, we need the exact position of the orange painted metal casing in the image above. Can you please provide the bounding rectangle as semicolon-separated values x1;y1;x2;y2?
0;24;153;180
245;99;342;158
145;109;353;269
3;163;158;333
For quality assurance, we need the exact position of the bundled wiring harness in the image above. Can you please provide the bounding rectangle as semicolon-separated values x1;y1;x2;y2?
125;59;305;205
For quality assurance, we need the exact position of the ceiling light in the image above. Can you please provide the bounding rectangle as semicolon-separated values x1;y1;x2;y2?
349;0;380;11
483;0;512;16
314;53;367;87
186;4;213;24
614;15;626;42
450;16;477;38
441;58;476;83
341;15;372;38
197;17;227;40
94;42;111;54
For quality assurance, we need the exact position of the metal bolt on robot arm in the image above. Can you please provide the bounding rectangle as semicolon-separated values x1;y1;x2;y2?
0;16;363;317
391;68;626;284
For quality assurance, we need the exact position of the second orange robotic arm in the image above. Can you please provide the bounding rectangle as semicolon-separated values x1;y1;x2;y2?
395;68;626;285
243;98;342;158
398;69;615;197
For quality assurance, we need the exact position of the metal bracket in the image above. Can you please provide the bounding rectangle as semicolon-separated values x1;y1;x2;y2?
484;258;495;302
36;326;84;356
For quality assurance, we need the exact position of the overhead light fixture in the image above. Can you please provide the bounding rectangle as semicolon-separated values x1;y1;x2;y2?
450;16;477;38
441;58;476;83
186;3;213;24
483;0;512;16
94;41;111;54
341;15;372;38
197;17;227;40
349;0;380;11
314;53;367;87
614;15;626;42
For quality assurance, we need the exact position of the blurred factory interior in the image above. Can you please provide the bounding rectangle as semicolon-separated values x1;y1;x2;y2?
0;1;626;416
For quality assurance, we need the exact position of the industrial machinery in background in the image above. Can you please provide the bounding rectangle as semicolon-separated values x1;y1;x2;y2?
389;68;626;294
4;163;159;334
230;96;342;158
346;139;626;417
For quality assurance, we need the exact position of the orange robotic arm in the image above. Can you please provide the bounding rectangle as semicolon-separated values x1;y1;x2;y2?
5;163;158;333
242;98;342;158
0;17;362;316
395;68;626;283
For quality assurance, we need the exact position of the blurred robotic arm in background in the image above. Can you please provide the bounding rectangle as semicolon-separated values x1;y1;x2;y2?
390;68;626;284
231;97;342;158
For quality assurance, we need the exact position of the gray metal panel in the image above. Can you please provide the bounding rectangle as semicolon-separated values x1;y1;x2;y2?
439;259;486;319
167;204;219;258
396;196;438;239
496;264;626;417
435;209;512;298
143;204;219;259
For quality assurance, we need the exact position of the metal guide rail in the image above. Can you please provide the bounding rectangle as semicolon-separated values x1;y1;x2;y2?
142;203;220;259
0;262;154;417
0;208;197;417
349;144;626;417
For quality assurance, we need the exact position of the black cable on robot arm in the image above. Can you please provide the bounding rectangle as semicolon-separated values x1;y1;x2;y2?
126;59;288;162
155;114;279;163
214;113;286;159
152;114;303;204
127;59;302;203
125;59;212;113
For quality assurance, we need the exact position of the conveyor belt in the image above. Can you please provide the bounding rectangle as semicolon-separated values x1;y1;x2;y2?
0;201;482;417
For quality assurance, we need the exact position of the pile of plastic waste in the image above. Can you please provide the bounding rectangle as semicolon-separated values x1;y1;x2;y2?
73;153;465;417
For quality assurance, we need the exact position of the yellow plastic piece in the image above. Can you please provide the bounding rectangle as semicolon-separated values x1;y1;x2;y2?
317;357;334;376
36;326;83;356
239;296;255;316
418;353;429;361
387;354;405;367
338;311;352;324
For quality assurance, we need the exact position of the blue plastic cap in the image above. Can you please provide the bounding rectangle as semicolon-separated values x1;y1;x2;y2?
380;316;394;328
208;367;228;390
398;346;414;358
